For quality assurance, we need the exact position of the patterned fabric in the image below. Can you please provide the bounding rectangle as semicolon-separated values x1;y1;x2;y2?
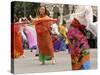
67;27;90;70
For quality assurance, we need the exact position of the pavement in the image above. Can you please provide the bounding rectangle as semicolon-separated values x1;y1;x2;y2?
14;49;97;74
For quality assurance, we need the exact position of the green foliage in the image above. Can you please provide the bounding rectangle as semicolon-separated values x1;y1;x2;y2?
13;1;40;18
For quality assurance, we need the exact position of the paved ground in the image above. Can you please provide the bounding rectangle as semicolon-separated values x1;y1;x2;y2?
14;49;97;74
90;49;98;69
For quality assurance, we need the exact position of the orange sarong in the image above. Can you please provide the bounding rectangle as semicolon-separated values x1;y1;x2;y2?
11;23;24;58
34;16;55;58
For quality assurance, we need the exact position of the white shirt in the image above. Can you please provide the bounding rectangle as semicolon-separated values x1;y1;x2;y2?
51;23;60;35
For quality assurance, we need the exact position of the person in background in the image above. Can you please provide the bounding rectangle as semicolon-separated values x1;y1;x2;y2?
59;20;69;52
11;16;24;58
19;17;38;57
51;23;60;52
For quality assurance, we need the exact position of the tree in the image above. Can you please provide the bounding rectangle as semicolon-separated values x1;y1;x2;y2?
12;1;40;19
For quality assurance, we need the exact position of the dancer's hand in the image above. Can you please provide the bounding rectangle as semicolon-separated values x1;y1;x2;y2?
54;19;59;23
29;15;32;19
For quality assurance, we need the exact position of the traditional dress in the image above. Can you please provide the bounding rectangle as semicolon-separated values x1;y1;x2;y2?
24;25;37;50
74;6;97;48
51;23;60;52
67;18;90;70
59;24;68;51
11;23;24;58
32;16;56;63
52;34;61;52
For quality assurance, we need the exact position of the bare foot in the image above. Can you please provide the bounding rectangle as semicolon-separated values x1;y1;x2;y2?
51;59;56;64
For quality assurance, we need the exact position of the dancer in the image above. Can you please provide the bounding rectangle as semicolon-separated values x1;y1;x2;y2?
30;5;58;64
11;18;24;58
67;18;90;70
